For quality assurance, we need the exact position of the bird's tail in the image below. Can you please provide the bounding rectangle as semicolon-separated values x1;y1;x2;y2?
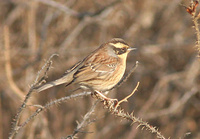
34;72;74;93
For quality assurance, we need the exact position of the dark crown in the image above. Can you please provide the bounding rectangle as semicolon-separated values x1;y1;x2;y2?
108;38;129;46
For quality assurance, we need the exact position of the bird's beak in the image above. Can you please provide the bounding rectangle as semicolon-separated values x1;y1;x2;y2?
128;47;137;52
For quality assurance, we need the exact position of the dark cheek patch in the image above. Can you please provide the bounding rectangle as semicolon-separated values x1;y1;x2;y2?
114;47;127;55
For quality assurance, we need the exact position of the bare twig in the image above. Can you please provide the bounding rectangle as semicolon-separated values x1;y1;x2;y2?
4;4;25;25
58;9;113;53
183;0;200;56
28;1;37;56
139;71;184;115
193;15;200;56
115;82;140;108
9;54;57;139
34;53;58;86
17;91;92;133
58;1;119;53
94;82;166;139
59;17;93;49
34;0;79;17
4;26;24;99
143;87;199;120
34;0;121;18
65;100;99;138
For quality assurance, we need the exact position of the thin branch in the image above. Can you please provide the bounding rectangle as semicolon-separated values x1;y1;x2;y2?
183;0;200;56
143;87;199;120
33;53;58;86
58;1;119;53
94;82;166;139
17;91;91;132
193;14;200;55
34;0;79;17
4;25;24;99
34;0;121;18
9;54;57;139
28;1;37;56
65;100;99;138
116;82;140;108
138;71;184;115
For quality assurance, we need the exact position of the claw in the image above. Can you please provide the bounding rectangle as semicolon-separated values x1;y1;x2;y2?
94;91;118;106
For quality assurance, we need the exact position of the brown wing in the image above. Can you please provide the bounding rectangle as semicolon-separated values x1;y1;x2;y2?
73;52;118;83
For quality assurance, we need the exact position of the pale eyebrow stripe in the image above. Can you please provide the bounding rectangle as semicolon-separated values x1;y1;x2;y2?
109;40;129;46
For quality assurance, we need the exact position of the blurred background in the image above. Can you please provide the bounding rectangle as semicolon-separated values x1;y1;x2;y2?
1;0;200;138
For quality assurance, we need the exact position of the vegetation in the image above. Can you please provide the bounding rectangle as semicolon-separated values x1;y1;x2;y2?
1;0;200;139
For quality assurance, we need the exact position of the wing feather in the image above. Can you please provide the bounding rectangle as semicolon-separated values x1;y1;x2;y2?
74;55;118;82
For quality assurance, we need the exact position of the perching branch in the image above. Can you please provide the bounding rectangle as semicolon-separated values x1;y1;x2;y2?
15;91;92;134
94;82;166;139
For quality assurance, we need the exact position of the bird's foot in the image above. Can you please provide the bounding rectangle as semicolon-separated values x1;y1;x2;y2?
93;91;118;108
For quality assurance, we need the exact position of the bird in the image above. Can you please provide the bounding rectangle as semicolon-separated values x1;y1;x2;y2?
34;38;136;95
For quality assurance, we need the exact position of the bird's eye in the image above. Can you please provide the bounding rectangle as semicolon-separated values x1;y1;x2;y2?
121;47;126;52
113;47;127;55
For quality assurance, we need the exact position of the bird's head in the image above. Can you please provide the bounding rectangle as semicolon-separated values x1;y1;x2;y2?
105;38;136;59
